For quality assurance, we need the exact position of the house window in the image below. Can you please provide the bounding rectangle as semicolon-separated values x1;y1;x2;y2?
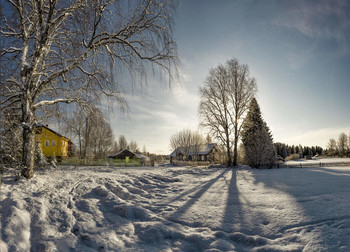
45;140;50;147
52;140;56;147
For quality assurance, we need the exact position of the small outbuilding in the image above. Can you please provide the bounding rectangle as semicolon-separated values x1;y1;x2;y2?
107;149;153;166
107;149;136;159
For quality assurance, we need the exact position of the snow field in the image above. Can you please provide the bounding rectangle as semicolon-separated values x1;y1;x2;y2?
1;165;350;251
285;157;350;165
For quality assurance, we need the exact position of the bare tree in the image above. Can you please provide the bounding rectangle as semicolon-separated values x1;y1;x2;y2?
0;0;177;178
61;107;85;159
327;138;337;156
129;140;138;153
338;132;348;157
89;109;114;159
169;129;204;161
111;141;120;154
205;134;212;144
61;106;114;159
118;135;128;151
142;144;147;155
199;58;256;166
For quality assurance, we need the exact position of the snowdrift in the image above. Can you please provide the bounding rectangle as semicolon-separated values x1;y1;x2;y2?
1;165;350;251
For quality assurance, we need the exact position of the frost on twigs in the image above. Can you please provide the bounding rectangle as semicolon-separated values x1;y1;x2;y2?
0;0;177;178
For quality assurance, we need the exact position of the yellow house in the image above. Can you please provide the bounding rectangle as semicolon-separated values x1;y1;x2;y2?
35;124;72;159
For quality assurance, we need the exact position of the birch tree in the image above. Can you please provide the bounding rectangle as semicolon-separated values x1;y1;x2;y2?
0;0;177;178
199;58;256;166
118;135;128;151
338;133;348;157
61;107;85;159
83;107;114;159
327;138;337;156
129;141;139;153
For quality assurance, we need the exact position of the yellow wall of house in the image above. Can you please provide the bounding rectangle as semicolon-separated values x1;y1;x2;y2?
35;127;69;158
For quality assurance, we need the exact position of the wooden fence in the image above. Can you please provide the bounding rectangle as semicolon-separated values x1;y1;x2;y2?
278;162;350;169
172;160;211;166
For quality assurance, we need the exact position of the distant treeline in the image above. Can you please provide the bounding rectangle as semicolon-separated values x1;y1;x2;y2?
274;143;324;159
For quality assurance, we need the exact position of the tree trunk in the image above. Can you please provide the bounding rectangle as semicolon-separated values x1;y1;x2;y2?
226;144;231;167
232;122;238;166
21;102;36;179
225;127;232;167
22;126;35;178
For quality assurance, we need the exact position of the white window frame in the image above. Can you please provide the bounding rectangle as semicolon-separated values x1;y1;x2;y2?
45;140;50;147
52;140;56;147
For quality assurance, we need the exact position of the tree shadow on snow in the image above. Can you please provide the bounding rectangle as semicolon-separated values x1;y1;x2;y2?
221;169;243;232
249;166;350;249
168;168;229;225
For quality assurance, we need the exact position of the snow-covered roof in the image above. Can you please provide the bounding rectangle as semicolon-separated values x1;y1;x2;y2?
170;143;216;156
198;143;216;155
170;147;184;157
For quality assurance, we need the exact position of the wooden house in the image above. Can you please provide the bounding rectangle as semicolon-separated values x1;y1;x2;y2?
35;124;72;159
170;143;217;163
107;149;153;166
107;149;136;159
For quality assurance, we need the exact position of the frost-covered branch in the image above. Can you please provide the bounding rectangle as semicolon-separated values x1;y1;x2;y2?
0;0;177;178
33;98;78;109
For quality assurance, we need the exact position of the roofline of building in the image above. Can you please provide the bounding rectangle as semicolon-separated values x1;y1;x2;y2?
170;143;216;156
36;124;73;144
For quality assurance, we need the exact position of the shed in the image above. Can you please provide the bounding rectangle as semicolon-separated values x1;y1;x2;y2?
107;149;136;159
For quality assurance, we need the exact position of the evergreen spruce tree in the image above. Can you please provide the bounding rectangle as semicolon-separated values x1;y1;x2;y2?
241;98;276;168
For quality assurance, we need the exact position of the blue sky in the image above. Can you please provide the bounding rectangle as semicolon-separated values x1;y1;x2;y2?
110;0;350;154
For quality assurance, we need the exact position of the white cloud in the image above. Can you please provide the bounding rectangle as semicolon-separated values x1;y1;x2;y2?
273;0;350;53
172;85;199;108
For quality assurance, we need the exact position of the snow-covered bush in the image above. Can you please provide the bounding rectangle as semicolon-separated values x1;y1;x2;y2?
34;143;47;167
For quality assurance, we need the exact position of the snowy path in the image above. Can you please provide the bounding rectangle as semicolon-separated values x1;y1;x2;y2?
1;165;350;251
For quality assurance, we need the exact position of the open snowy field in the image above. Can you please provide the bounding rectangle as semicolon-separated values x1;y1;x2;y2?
2;164;350;252
285;158;350;165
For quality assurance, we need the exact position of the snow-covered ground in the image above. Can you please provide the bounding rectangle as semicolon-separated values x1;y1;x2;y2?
285;157;350;165
1;164;350;251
